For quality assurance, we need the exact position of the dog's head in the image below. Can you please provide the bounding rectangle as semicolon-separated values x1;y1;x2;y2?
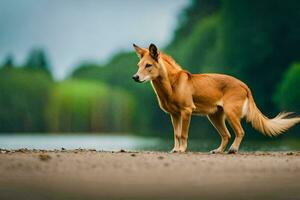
132;43;161;83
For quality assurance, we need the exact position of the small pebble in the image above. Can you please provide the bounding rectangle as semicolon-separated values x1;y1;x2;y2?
39;153;51;161
158;156;164;160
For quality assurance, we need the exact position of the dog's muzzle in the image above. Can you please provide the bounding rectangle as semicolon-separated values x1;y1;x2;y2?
132;74;140;82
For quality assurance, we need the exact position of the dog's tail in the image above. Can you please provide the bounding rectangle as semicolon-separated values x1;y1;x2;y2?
245;89;300;137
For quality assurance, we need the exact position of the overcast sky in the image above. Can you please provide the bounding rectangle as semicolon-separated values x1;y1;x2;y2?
0;0;189;79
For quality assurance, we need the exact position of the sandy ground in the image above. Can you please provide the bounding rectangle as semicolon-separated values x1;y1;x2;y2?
0;149;300;200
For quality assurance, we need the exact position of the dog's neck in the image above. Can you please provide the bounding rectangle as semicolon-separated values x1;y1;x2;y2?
151;56;181;100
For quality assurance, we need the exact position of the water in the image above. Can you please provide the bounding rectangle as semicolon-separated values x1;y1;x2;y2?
0;134;159;151
0;134;300;152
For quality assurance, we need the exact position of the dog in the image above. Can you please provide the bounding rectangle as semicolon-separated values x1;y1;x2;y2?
132;43;300;153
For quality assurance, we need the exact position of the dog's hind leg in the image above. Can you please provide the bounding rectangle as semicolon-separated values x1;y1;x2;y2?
224;102;245;154
208;107;231;154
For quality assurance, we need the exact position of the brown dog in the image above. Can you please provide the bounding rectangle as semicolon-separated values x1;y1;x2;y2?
132;43;300;153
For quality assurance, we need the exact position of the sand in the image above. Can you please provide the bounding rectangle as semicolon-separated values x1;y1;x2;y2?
0;149;300;200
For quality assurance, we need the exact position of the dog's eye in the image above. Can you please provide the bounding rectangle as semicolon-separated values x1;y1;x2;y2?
145;64;152;68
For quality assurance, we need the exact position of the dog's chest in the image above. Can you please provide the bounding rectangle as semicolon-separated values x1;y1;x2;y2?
151;81;182;113
155;93;180;113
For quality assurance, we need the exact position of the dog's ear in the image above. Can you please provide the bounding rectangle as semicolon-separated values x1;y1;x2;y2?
133;44;146;59
149;43;159;61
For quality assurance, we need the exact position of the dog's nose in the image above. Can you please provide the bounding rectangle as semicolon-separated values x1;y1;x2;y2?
132;75;139;82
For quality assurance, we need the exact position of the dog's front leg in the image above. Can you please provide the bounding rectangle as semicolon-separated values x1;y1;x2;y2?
178;109;192;153
170;113;181;153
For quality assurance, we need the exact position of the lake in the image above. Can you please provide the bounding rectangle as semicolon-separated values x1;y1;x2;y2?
0;134;300;152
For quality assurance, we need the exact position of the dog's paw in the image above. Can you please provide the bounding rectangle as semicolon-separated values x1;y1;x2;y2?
210;149;224;154
228;148;238;154
170;148;179;153
178;147;187;153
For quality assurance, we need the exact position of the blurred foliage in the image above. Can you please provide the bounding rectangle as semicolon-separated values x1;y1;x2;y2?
24;48;51;75
167;14;220;72
0;67;52;132
274;63;300;112
46;79;134;132
0;0;300;137
2;54;14;68
169;0;221;48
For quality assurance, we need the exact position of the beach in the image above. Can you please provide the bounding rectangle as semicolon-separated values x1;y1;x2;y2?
0;149;300;200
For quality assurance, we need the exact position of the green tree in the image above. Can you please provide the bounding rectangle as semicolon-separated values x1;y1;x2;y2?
24;48;51;75
169;0;221;48
2;54;14;68
274;63;300;112
46;79;135;132
0;68;53;132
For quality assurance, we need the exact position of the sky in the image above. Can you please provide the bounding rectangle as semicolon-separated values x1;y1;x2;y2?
0;0;189;79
